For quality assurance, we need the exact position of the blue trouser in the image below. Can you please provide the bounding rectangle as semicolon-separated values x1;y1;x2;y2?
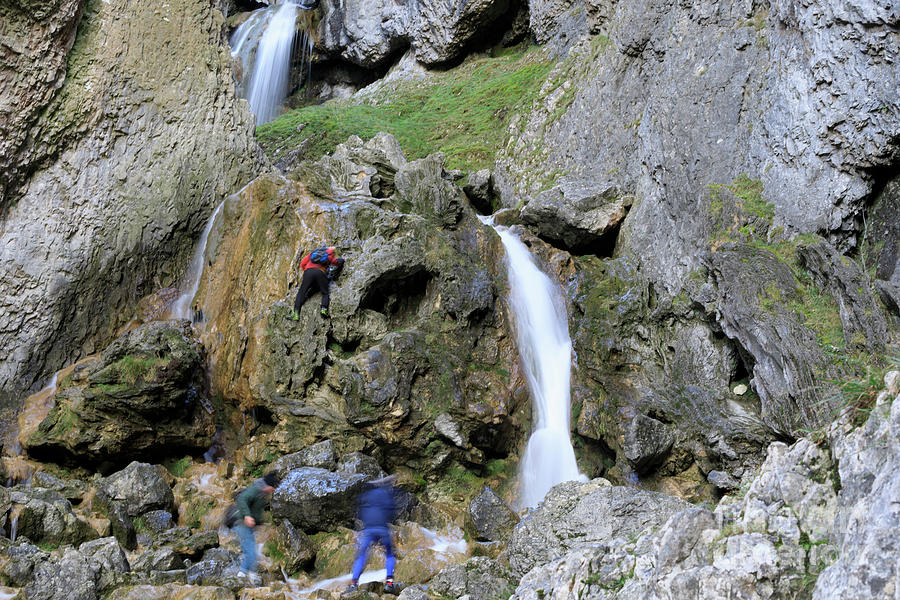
235;524;257;573
351;527;394;581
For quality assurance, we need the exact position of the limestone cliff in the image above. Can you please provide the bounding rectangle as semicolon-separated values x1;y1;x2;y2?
0;0;264;401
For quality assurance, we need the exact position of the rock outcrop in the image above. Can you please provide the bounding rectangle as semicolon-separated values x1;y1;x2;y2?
22;322;215;467
193;134;525;478
318;0;514;67
0;0;263;401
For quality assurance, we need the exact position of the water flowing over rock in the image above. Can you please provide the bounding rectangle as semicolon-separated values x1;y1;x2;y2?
0;0;263;401
487;222;584;508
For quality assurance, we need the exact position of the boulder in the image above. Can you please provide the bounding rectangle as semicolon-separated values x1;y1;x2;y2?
395;154;464;228
430;557;515;600
132;548;185;573
185;548;241;587
271;440;339;478
336;453;386;479
104;501;137;551
140;510;175;534
10;488;98;547
463;169;495;215
30;472;88;503
78;537;131;592
520;179;632;252
22;323;215;466
25;547;102;600
507;479;691;577
466;486;519;542
2;543;50;587
173;530;220;560
98;462;175;517
623;414;675;474
278;520;317;573
271;467;368;532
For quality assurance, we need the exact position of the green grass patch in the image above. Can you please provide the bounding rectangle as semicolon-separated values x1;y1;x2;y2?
166;456;192;478
257;46;553;172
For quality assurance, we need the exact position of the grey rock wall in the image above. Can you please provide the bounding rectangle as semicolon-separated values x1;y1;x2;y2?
318;0;514;67
498;0;899;287
0;0;264;398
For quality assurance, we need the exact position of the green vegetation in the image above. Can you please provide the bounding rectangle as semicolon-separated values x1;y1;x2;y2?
183;497;216;529
264;539;287;563
166;456;192;478
257;45;553;172
109;354;167;384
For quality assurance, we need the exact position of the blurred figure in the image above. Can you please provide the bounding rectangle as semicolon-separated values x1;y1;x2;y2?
234;472;279;585
344;475;398;594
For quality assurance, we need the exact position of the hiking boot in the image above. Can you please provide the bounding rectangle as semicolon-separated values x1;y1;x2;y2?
288;309;300;321
383;581;398;594
342;583;358;596
320;307;329;317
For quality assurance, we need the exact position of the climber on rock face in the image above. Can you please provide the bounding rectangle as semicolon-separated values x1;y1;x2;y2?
290;245;344;320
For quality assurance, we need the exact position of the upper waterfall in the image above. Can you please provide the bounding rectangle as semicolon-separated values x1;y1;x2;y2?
230;1;313;125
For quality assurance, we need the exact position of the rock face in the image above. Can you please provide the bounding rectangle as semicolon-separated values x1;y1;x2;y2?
193;134;525;478
814;373;900;599
507;478;692;577
318;0;513;67
430;557;516;600
22;322;215;467
0;0;263;399
467;486;519;542
493;0;900;487
0;0;82;211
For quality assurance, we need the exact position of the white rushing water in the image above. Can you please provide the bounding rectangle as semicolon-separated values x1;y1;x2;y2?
483;218;585;508
170;200;225;321
246;0;299;125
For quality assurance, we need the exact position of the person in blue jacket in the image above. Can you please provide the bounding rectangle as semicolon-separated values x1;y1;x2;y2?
344;475;398;594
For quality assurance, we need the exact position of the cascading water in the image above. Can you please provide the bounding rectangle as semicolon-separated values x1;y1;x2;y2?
482;218;586;508
170;200;225;321
244;1;300;125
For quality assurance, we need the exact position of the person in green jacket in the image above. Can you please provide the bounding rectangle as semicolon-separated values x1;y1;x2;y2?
234;473;279;584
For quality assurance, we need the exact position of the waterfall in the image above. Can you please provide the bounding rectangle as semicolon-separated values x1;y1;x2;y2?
170;201;225;321
482;218;586;508
245;1;300;125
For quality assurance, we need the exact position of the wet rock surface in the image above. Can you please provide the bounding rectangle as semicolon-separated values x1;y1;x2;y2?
0;0;263;399
193;135;523;479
